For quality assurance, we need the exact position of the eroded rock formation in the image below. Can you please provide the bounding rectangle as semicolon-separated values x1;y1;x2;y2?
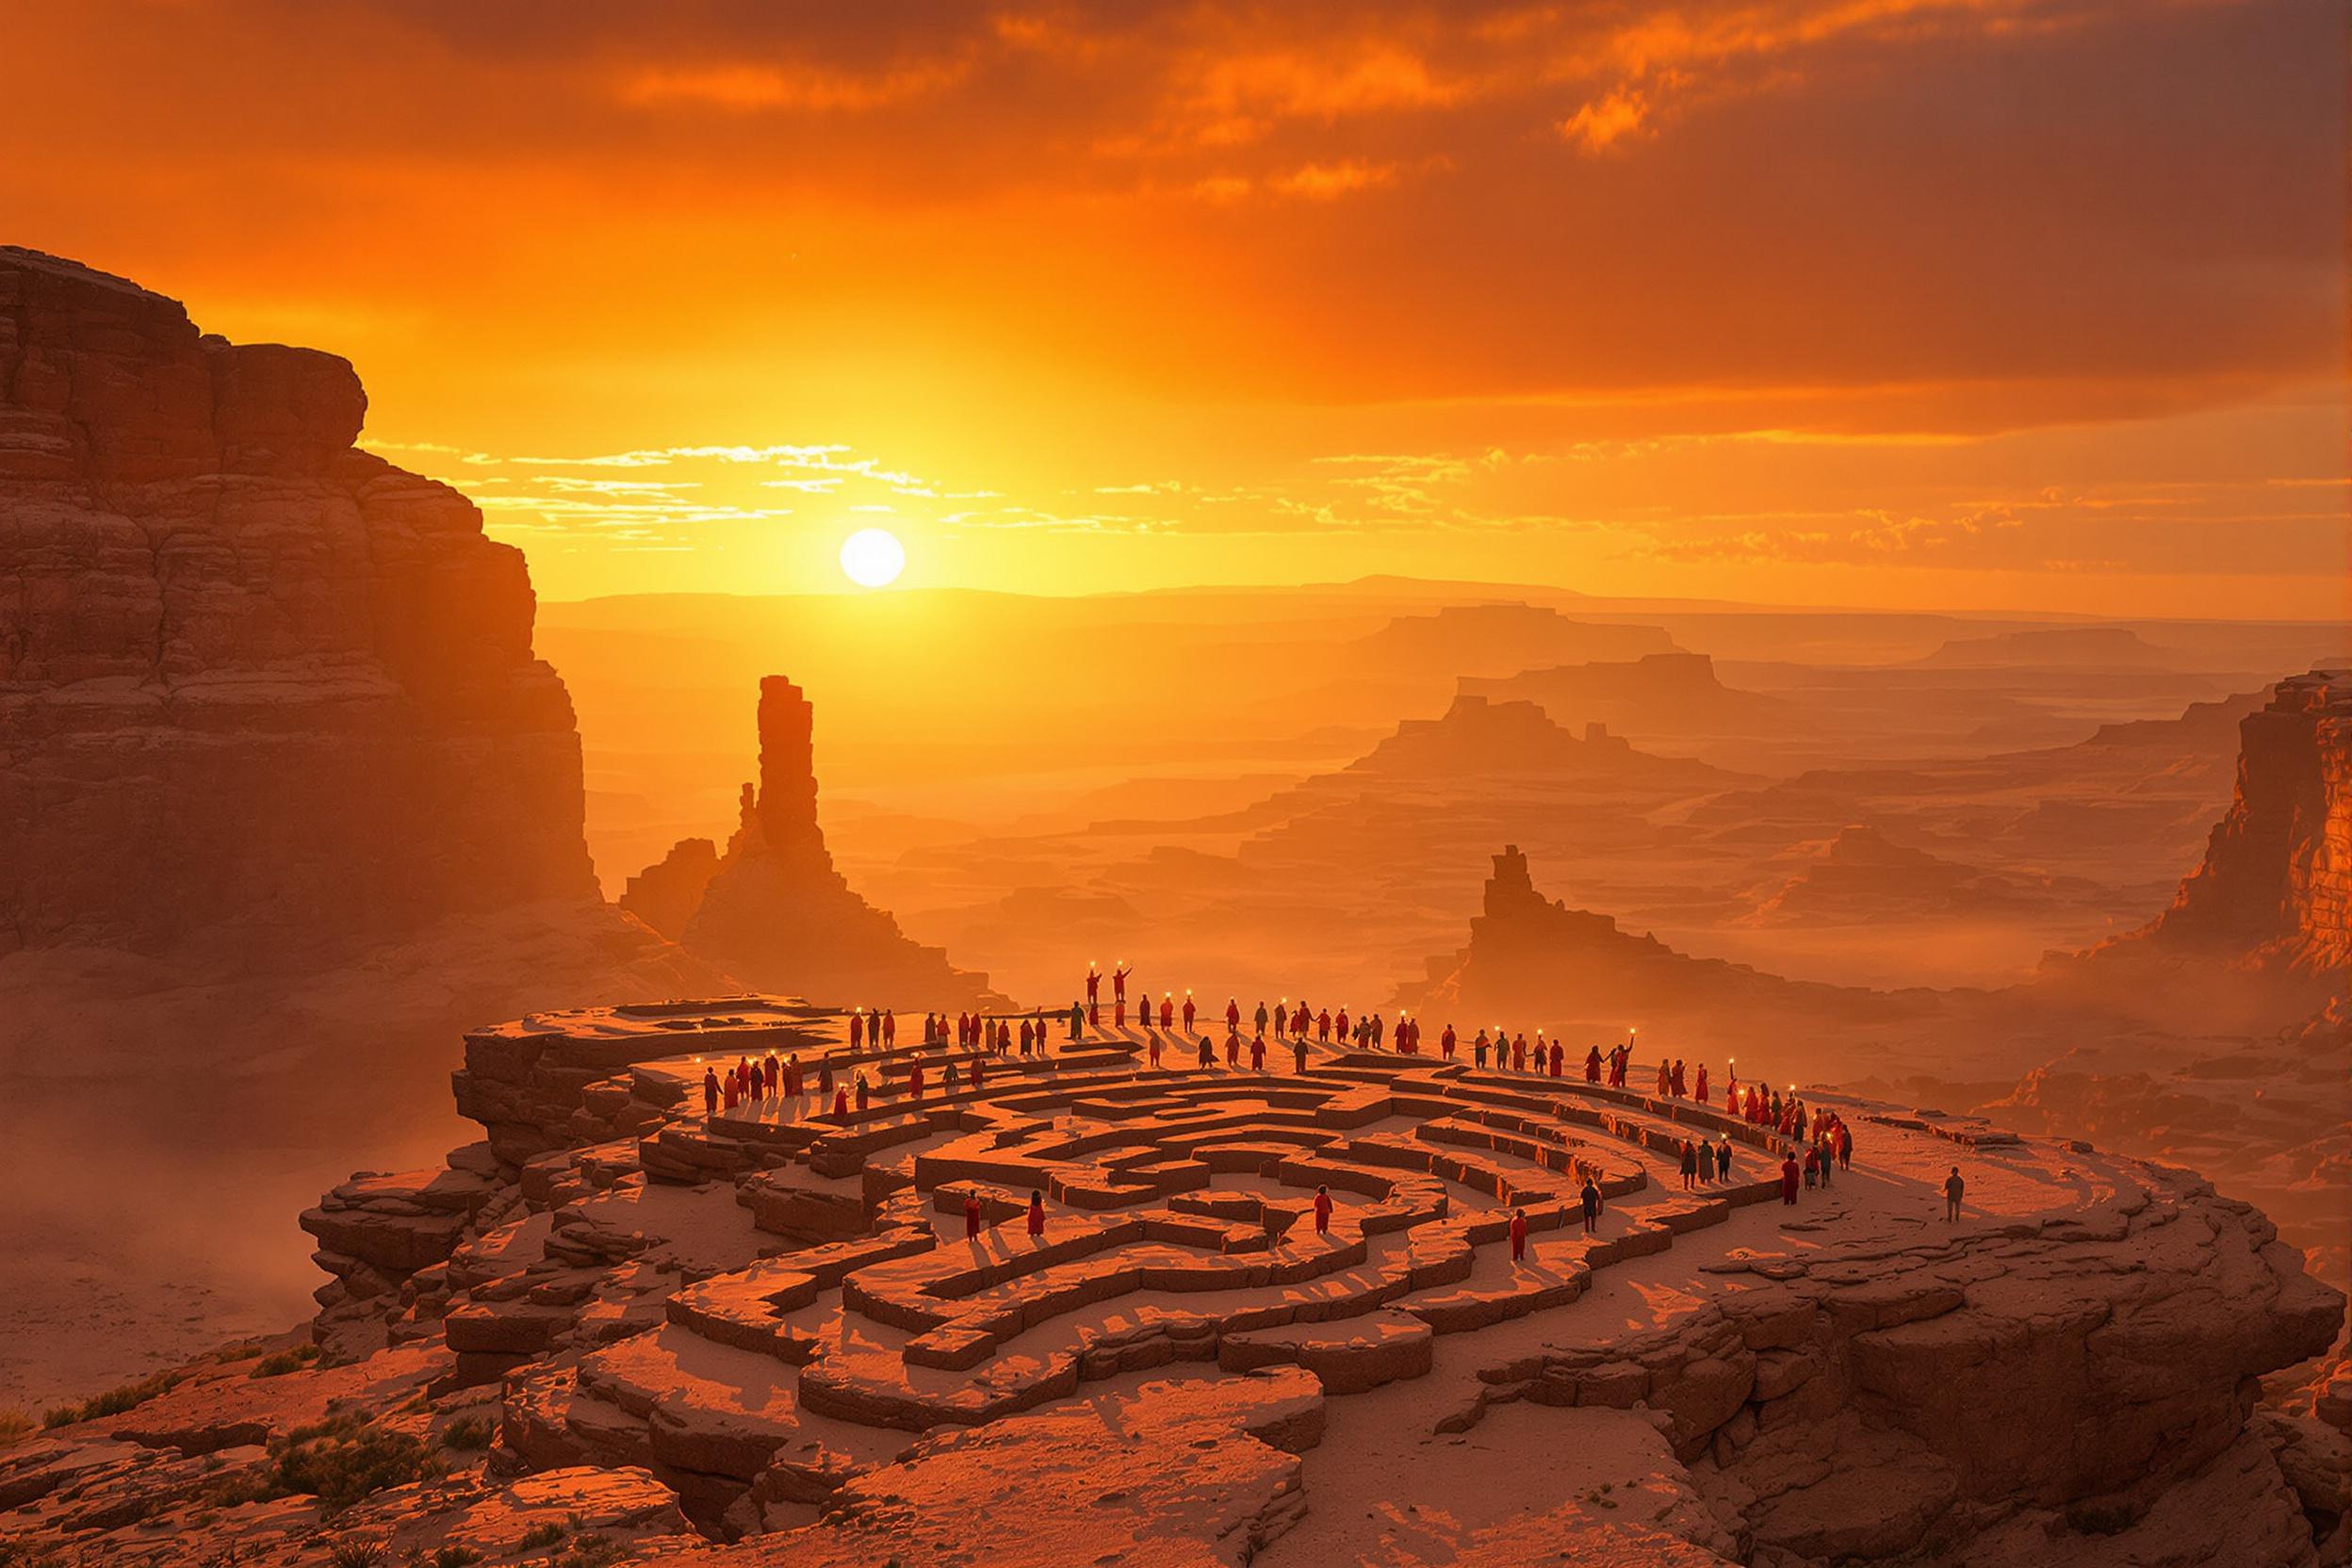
0;247;596;958
1351;694;1730;789
633;678;1004;1008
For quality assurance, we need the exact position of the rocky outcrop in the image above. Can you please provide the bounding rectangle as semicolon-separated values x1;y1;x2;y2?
1401;844;1907;1029
1745;824;2099;924
1348;603;1677;678
632;677;1004;1008
0;247;597;958
618;839;720;940
2124;669;2351;973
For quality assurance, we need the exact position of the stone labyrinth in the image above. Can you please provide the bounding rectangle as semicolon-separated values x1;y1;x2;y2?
316;998;1821;1523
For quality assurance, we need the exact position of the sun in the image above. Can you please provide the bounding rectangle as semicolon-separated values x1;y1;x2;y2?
839;527;906;588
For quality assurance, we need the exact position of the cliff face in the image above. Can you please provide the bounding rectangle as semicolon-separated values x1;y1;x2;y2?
0;248;596;957
633;677;1004;1008
2135;669;2351;972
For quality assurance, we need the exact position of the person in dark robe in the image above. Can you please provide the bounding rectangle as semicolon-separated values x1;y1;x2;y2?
1112;965;1130;1004
1814;1137;1833;1188
1027;1189;1047;1238
1838;1124;1853;1171
1271;1004;1286;1043
1293;1036;1309;1074
703;1068;721;1119
965;1190;984;1238
819;1059;834;1098
1511;1034;1527;1072
1250;1035;1266;1071
1183;995;1197;1034
1312;1184;1333;1236
1086;967;1100;1004
1717;1137;1733;1181
1226;1032;1241;1067
1679;1140;1698;1190
1198;1036;1214;1069
1579;1178;1602;1233
944;1061;959;1094
969;1055;986;1093
1698;1141;1715;1184
1148;1032;1163;1068
1088;1000;1101;1030
855;1073;870;1113
1473;1031;1490;1070
1069;1002;1085;1041
882;1010;896;1047
1509;1207;1528;1262
1670;1059;1686;1097
1780;1152;1802;1205
1585;1046;1602;1083
1254;1000;1270;1037
850;1012;865;1051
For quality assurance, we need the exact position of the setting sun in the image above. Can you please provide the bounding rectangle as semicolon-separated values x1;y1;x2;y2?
839;527;906;589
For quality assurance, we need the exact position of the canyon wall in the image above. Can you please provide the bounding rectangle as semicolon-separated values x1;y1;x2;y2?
0;247;597;959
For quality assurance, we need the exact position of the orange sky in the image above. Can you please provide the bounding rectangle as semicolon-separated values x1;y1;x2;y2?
9;0;2344;617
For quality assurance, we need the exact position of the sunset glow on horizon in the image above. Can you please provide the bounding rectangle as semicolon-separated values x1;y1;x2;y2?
8;0;2343;618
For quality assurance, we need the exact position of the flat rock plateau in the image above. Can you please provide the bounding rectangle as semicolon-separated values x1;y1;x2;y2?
5;998;2344;1567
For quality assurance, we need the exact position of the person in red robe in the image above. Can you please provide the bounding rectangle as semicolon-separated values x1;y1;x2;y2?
1027;1189;1047;1238
1695;1064;1709;1103
1112;965;1130;1004
1780;1152;1801;1205
1549;1040;1564;1078
1226;1032;1242;1067
1584;1046;1602;1083
1086;967;1101;1004
1250;1035;1266;1072
1088;1000;1101;1030
1334;1007;1349;1042
1161;996;1174;1030
882;1010;896;1047
827;1083;846;1118
1317;1009;1331;1043
1509;1207;1527;1262
703;1068;720;1119
722;1074;741;1111
1226;998;1241;1032
1511;1034;1527;1072
964;1190;983;1238
970;1056;986;1093
1115;997;1125;1028
907;1062;925;1100
1148;1032;1163;1068
1312;1184;1333;1236
1442;1024;1457;1061
849;1012;865;1051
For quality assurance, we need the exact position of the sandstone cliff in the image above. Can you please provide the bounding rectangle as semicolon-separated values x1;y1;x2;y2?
629;678;1004;1009
0;247;596;958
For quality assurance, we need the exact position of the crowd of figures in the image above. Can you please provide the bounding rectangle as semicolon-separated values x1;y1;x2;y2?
691;961;1889;1235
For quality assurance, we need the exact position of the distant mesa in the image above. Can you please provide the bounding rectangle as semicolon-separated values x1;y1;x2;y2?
0;247;599;959
1907;626;2181;670
621;677;1007;1009
1460;651;1790;737
1745;824;2098;924
1347;602;1676;679
1348;694;1730;790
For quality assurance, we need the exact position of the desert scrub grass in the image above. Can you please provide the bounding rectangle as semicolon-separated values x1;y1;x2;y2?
41;1370;181;1429
438;1415;494;1452
249;1344;323;1379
